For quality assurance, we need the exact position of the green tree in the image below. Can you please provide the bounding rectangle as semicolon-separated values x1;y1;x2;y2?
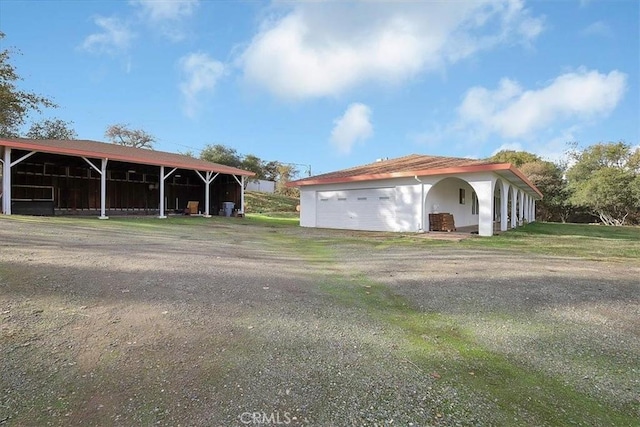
489;150;541;167
241;154;265;179
519;160;571;222
262;160;281;182
200;144;242;167
26;118;77;139
0;32;56;137
566;142;639;225
490;149;575;222
105;123;155;149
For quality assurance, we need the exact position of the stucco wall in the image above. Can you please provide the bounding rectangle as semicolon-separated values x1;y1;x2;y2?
298;171;533;236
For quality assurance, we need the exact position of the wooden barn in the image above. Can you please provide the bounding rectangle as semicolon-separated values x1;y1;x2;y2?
0;138;254;218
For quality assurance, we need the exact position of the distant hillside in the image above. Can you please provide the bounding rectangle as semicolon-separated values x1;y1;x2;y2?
244;191;299;214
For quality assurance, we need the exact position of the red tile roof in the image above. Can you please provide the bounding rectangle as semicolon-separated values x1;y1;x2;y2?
289;154;542;198
0;138;254;176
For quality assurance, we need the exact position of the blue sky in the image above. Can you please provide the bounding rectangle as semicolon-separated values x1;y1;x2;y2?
1;0;638;176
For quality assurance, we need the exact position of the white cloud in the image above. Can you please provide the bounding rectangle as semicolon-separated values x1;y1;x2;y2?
457;69;627;139
131;0;198;21
131;0;199;41
330;103;373;155
491;142;523;156
239;0;544;100
581;21;613;38
179;52;226;118
80;16;134;55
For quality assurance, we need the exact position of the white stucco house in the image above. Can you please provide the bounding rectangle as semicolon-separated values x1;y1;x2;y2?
288;154;542;237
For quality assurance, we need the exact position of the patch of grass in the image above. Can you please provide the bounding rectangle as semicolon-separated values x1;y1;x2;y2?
243;213;300;227
244;191;299;214
459;222;640;260
321;278;638;426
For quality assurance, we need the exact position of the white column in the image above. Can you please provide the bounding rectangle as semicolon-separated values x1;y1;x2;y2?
195;171;218;217
240;176;245;213
204;171;212;217
159;166;166;219
500;181;509;232
159;167;176;219
510;186;517;229
231;174;245;215
473;179;494;237
2;147;10;215
523;194;528;222
532;199;536;222
422;183;433;232
100;159;108;219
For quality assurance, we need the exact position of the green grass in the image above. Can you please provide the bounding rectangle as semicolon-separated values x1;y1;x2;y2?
320;277;638;426
460;222;640;259
244;191;299;214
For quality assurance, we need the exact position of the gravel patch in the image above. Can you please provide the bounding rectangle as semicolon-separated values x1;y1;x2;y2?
1;217;638;426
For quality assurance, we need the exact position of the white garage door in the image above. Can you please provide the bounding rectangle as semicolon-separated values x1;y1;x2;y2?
316;188;396;231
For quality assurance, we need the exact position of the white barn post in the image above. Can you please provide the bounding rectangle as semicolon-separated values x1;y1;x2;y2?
240;176;245;213
159;166;176;219
195;171;218;217
2;147;10;215
204;171;212;217
99;159;108;219
159;166;166;218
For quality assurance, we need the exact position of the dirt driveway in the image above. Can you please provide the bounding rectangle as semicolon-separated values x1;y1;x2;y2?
1;216;638;426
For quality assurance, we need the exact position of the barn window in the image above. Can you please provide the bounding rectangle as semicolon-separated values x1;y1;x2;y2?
472;191;479;215
459;188;466;204
338;197;347;201
44;164;67;176
69;167;88;178
357;197;367;200
128;172;144;182
379;196;390;200
110;170;126;181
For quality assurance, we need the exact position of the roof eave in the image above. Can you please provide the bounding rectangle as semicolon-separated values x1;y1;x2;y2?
0;138;255;176
288;162;542;198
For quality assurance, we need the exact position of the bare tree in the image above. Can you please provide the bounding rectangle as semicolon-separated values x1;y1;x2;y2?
105;123;155;149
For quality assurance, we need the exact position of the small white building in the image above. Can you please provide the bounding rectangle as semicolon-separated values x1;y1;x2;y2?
246;179;276;193
288;154;542;237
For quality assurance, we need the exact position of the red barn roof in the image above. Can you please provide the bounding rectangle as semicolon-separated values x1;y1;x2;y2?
0;138;254;176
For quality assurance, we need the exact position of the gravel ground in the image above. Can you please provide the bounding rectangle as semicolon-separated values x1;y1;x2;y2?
0;216;638;426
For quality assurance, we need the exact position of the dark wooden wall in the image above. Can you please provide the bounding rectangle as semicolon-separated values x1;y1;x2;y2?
11;160;241;214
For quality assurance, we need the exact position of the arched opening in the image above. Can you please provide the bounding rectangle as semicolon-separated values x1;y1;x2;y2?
425;177;479;233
